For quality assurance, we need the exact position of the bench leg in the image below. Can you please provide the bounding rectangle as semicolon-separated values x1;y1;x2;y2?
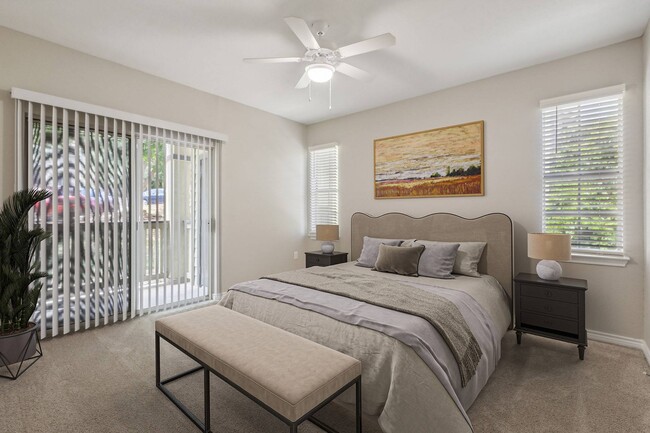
356;377;362;433
204;367;211;433
155;332;161;386
289;424;298;433
156;332;211;433
305;376;362;433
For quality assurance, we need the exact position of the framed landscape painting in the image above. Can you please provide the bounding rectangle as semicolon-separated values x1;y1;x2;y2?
374;121;484;199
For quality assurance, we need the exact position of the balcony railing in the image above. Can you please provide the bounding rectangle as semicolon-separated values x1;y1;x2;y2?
32;214;208;329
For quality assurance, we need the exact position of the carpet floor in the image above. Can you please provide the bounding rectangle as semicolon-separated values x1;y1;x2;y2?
2;308;649;433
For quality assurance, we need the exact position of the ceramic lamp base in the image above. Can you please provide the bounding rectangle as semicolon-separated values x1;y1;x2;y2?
536;260;563;280
320;241;334;254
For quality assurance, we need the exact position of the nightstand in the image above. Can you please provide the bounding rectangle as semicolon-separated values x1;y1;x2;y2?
514;273;588;360
305;251;348;268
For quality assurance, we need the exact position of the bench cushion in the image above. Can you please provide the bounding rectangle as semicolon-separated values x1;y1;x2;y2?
155;305;361;422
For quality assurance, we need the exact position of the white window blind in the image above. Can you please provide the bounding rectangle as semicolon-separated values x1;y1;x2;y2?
308;143;339;238
13;89;222;338
540;86;624;255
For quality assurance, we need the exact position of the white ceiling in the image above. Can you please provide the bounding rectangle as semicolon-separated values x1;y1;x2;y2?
1;0;649;125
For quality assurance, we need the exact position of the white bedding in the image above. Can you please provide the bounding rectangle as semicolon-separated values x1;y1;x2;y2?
218;262;512;433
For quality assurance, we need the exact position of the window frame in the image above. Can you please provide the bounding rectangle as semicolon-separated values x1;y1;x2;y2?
539;84;629;267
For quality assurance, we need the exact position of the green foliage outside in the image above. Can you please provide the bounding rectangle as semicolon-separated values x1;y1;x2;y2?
142;139;165;190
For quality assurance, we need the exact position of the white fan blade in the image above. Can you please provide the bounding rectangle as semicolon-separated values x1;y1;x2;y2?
337;33;396;59
336;63;373;82
295;71;310;89
284;17;320;50
244;57;303;63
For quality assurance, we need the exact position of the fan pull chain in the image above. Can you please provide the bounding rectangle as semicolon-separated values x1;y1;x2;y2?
328;79;332;110
308;82;312;102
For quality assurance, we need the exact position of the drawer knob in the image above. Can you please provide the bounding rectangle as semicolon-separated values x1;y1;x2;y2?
544;305;552;312
545;290;553;298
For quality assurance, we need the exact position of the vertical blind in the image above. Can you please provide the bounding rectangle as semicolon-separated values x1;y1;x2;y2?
540;86;624;254
308;143;339;238
13;89;222;338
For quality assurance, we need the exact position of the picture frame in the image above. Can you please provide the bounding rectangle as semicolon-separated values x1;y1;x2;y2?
374;120;484;199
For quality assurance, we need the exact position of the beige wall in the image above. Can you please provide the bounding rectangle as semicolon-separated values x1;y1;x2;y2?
643;21;650;348
308;39;645;339
0;26;307;291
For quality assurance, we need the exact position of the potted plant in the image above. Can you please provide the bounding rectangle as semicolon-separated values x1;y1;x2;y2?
0;188;52;379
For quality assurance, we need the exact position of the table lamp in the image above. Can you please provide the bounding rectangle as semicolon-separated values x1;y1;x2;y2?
527;233;572;280
316;225;339;254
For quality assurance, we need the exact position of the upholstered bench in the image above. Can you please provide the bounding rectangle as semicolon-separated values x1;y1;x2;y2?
155;305;362;433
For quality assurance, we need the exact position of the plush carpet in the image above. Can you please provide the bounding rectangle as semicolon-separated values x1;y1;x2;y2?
1;307;649;433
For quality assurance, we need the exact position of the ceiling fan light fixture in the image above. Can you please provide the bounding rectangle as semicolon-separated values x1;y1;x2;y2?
306;64;335;83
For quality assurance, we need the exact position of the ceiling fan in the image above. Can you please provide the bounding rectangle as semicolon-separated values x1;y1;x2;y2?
244;17;396;89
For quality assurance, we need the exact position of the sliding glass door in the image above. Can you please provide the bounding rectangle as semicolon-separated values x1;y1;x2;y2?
29;114;131;335
16;98;219;337
135;131;214;313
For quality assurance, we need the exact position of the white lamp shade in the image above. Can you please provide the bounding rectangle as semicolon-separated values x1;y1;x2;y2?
306;64;335;83
528;233;572;261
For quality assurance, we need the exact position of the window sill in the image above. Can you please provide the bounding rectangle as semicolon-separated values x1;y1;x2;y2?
570;252;630;267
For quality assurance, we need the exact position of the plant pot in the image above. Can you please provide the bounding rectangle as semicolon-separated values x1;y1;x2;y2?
0;323;38;366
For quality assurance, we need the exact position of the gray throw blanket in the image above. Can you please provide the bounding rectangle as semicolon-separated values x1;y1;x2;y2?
262;267;483;387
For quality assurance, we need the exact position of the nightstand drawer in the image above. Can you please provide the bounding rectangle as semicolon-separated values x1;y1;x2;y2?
521;311;578;335
305;251;348;268
520;296;578;320
306;256;325;267
520;283;578;304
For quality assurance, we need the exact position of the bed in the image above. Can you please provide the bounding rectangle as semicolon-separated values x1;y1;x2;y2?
218;212;513;433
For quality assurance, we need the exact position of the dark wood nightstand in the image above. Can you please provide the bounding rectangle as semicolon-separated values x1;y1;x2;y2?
305;251;348;268
514;272;588;360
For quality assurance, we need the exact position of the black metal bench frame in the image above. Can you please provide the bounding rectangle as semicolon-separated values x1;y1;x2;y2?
156;331;362;433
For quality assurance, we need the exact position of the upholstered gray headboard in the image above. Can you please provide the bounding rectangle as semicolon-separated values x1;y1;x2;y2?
351;212;514;299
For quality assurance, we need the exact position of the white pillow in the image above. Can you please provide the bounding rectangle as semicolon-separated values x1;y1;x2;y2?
356;236;403;267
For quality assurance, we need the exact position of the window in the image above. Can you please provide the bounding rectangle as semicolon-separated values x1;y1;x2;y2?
308;143;339;238
540;85;625;260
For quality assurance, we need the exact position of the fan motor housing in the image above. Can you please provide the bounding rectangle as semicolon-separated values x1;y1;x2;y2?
305;48;339;65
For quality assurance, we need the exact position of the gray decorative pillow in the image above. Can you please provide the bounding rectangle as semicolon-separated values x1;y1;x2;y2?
373;244;425;276
412;240;460;279
453;242;487;277
356;236;403;267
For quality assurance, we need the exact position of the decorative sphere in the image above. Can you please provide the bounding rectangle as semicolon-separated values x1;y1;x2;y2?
536;260;562;280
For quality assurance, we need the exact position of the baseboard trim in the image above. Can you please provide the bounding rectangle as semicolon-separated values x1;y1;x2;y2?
588;329;650;365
